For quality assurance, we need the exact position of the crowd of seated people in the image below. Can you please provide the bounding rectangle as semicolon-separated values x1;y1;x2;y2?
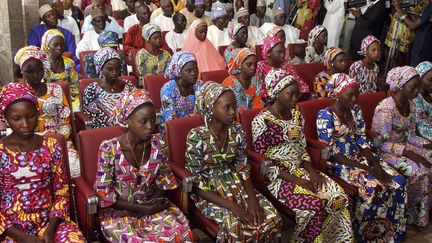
1;0;432;242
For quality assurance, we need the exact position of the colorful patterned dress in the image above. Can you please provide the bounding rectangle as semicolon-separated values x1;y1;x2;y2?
0;136;85;242
415;93;432;142
83;80;135;129
317;105;407;242
185;123;281;242
256;60;310;99
135;48;171;76
314;70;332;98
349;60;379;94
223;44;241;65
252;109;354;242
44;56;80;111
160;79;203;125
222;75;264;109
372;97;432;226
37;83;80;178
94;135;194;242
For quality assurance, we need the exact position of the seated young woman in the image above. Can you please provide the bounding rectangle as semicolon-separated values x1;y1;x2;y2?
256;36;310;102
182;19;226;73
0;82;85;242
372;66;432;227
160;51;203;127
224;22;248;64
83;47;135;129
317;73;407;242
415;61;432;142
314;47;347;98
14;45;81;177
135;24;172;78
41;29;80;111
94;89;194;242
305;25;327;63
185;81;281;242
223;47;264;109
252;69;354;242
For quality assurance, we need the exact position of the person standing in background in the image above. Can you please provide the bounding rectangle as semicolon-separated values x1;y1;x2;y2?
322;0;345;47
250;0;271;27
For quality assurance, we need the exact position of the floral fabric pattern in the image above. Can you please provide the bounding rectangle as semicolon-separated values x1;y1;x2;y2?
349;60;379;94
135;48;171;76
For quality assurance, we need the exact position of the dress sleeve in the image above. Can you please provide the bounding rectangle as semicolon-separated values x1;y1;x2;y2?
49;138;70;221
353;106;371;149
416;97;432;141
55;86;73;140
185;128;212;191
372;102;405;156
317;108;335;146
0;211;11;236
305;46;314;63
83;83;96;116
155;139;178;190
298;112;312;162
314;72;326;98
160;83;177;123
407;102;430;147
233;125;251;181
135;50;147;76
94;140;117;208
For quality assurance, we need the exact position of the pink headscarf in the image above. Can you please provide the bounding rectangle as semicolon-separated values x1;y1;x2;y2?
0;82;38;122
182;19;226;73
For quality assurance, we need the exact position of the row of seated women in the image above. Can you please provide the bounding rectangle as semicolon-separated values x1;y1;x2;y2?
1;53;432;241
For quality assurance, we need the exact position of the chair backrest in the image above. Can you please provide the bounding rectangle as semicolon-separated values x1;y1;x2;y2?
255;45;262;61
298;98;335;139
78;126;127;185
238;109;262;150
293;63;326;93
143;74;169;112
200;70;229;84
287;43;307;59
166;115;203;168
78;75;138;111
358;92;387;129
117;19;124;27
218;45;228;57
63;52;73;59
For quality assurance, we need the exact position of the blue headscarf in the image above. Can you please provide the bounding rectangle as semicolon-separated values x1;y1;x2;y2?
164;51;197;80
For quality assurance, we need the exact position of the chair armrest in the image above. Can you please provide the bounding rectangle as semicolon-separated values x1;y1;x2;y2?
305;138;333;160
247;150;272;175
170;163;194;193
74;112;92;131
72;176;98;215
366;129;382;147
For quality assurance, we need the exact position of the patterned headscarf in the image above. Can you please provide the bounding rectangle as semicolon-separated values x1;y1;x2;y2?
416;61;432;79
265;69;297;99
261;36;283;61
228;22;246;40
97;31;120;48
164;51;197;80
359;35;380;56
114;89;153;128
386;66;419;92
307;25;326;46
323;47;344;70
265;26;284;39
142;24;161;42
41;29;64;53
0;82;38;122
326;73;358;98
14;46;47;68
94;47;121;79
195;81;231;125
228;48;256;75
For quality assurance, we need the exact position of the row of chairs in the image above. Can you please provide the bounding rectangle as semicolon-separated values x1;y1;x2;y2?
72;90;387;241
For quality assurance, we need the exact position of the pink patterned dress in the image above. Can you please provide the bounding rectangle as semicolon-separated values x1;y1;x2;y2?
0;136;85;242
94;134;194;242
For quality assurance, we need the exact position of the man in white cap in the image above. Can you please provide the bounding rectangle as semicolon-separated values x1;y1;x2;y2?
180;0;195;18
207;7;230;48
186;0;212;27
260;6;302;45
250;0;271;27
51;0;81;45
81;2;125;37
236;7;264;46
28;4;77;60
151;0;175;31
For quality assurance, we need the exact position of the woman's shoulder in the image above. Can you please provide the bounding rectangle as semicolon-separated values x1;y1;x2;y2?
161;79;177;93
317;106;333;118
62;56;75;68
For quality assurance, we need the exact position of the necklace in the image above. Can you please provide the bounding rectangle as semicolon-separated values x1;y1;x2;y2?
209;126;228;152
126;134;147;168
15;135;37;153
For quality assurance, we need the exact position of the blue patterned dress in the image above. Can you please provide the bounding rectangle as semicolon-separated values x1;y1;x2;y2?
317;105;407;243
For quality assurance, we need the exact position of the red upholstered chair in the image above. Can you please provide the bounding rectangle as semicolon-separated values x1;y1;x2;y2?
255;45;262;61
293;63;326;94
238;109;295;217
298;98;358;195
130;48;140;78
63;52;74;59
117;19;124;27
218;45;228;57
358;92;386;129
73;126;127;241
287;43;307;59
75;76;137;132
200;70;229;84
165;115;219;238
143;74;169;113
